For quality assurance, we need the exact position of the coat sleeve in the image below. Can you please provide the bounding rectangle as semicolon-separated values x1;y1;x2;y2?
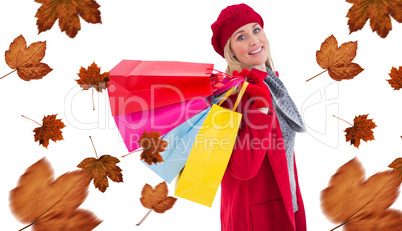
220;87;276;181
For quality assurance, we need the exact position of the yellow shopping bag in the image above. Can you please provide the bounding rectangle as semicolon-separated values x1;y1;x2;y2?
174;82;248;207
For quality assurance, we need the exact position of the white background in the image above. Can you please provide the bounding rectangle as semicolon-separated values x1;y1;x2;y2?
1;0;402;230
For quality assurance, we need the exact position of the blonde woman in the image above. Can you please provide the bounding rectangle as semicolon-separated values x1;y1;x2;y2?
211;3;307;231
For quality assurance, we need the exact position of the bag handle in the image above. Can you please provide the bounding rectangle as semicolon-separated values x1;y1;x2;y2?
217;81;248;111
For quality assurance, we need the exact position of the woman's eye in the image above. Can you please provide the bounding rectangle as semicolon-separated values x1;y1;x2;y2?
237;35;245;41
253;28;260;33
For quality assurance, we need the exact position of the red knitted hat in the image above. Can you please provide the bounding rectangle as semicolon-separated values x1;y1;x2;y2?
211;3;264;58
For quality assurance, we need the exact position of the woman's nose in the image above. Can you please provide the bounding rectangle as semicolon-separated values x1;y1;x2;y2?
249;35;259;46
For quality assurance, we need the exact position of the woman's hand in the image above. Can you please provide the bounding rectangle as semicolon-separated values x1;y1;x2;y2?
233;69;271;109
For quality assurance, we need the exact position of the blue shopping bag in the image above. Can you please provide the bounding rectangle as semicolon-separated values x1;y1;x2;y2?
142;106;211;183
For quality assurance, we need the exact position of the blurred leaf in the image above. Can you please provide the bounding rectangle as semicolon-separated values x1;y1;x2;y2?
9;158;102;230
321;158;401;230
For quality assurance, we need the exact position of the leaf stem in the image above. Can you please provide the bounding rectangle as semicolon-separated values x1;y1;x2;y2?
0;69;17;80
19;222;34;231
92;88;95;110
121;133;167;158
329;221;347;231
136;209;152;226
89;136;98;159
333;115;353;126
121;148;143;158
21;115;42;126
306;69;328;82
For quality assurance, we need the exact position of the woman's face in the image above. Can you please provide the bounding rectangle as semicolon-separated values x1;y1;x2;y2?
229;23;268;69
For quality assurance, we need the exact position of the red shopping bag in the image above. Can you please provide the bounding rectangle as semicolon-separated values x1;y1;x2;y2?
108;60;213;116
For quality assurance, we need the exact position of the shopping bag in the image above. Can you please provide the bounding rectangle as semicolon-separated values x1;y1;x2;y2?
108;60;213;116
142;106;211;183
174;82;249;207
114;97;209;152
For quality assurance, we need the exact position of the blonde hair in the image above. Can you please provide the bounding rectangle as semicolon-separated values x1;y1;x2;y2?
224;38;275;75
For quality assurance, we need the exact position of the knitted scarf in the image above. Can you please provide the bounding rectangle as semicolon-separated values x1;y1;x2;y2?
263;67;306;212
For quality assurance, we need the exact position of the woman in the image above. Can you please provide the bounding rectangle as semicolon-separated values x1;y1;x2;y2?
211;3;307;231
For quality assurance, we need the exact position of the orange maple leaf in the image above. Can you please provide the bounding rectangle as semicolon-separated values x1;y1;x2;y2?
22;114;65;148
346;0;402;38
137;182;177;225
76;62;110;92
77;154;123;192
139;130;168;165
1;35;52;81
76;62;110;110
344;114;377;148
387;66;402;90
307;35;364;82
321;158;402;230
34;0;102;38
9;158;102;230
140;182;177;213
389;157;402;182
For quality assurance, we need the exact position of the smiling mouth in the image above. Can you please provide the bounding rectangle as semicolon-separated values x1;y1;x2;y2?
249;46;263;55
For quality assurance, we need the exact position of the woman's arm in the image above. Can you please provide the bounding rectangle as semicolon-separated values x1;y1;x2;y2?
221;94;275;181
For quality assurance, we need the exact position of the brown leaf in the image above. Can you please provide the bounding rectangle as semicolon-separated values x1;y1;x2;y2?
139;130;168;165
321;158;401;230
34;209;101;230
76;62;110;92
9;158;102;230
387;66;402;90
35;0;102;38
344;114;377;148
314;35;364;81
389;157;402;182
33;114;66;148
77;154;123;192
345;209;402;231
3;35;52;81
346;0;402;38
140;182;177;213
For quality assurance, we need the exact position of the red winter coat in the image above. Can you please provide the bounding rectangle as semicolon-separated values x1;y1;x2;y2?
219;71;307;231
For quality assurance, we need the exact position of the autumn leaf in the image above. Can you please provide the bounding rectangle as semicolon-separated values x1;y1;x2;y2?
35;0;102;38
307;35;364;82
77;136;123;192
76;62;110;92
76;62;110;110
387;66;402;90
77;155;123;192
344;114;377;148
1;35;52;81
321;158;402;230
137;181;177;226
139;130;168;165
9;158;102;230
389;157;402;182
345;209;402;230
346;0;402;38
22;114;66;148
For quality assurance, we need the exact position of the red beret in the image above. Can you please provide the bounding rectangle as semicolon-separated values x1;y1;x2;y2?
211;4;264;58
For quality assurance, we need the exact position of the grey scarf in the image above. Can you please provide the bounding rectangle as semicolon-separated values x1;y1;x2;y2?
263;67;306;212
